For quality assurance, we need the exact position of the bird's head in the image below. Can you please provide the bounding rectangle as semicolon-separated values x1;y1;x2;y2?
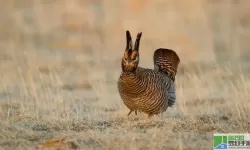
121;30;142;73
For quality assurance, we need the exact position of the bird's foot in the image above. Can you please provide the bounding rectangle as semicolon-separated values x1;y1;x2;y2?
136;113;153;126
128;110;138;117
128;110;133;116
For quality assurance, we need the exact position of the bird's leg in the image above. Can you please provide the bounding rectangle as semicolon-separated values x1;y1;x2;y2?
143;114;153;124
146;113;153;121
128;110;133;116
137;113;153;126
128;110;139;117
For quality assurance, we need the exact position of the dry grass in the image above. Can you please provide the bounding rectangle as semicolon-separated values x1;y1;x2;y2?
0;0;250;149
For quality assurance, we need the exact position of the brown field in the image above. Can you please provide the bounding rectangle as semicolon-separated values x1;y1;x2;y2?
0;0;250;149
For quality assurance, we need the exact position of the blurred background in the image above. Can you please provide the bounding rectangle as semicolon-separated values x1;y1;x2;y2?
1;0;250;117
1;0;250;121
1;0;250;63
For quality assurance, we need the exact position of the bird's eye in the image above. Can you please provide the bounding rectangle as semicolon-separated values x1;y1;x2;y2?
124;57;128;60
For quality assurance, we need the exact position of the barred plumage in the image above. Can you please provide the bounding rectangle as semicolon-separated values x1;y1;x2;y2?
117;30;180;119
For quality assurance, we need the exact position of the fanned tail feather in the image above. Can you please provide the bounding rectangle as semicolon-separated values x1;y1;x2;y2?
153;48;180;107
153;48;180;80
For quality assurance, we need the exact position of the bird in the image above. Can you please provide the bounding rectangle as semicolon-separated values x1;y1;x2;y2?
117;30;180;120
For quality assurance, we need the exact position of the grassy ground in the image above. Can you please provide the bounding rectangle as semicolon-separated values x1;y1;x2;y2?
0;43;250;150
0;0;250;150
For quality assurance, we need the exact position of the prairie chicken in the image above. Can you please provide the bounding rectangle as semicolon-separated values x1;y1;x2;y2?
117;30;180;119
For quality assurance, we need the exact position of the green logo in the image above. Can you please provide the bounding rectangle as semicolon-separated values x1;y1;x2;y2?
214;135;227;149
213;133;250;150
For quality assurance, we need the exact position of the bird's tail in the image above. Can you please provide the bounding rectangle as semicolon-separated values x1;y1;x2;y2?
153;48;180;107
153;48;180;80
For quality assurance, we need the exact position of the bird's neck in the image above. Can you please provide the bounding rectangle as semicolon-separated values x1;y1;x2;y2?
120;69;140;82
119;70;146;95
